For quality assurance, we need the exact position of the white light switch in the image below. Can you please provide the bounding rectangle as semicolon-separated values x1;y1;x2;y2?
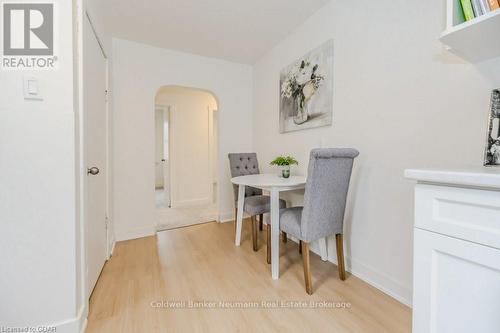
27;80;37;94
24;76;43;100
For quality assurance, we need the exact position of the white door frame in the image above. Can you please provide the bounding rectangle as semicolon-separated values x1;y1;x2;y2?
167;104;180;208
208;107;218;204
153;88;220;225
166;104;174;208
155;104;171;208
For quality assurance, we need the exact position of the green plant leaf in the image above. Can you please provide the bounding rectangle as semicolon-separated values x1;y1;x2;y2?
270;155;298;166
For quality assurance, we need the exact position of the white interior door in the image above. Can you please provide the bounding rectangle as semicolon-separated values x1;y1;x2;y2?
84;14;107;298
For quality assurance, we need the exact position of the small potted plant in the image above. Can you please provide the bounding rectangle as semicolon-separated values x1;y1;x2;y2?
270;156;298;178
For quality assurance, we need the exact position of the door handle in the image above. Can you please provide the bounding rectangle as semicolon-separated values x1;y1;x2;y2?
87;167;100;175
161;159;166;162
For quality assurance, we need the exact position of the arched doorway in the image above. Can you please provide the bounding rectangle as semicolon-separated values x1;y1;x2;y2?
154;86;219;230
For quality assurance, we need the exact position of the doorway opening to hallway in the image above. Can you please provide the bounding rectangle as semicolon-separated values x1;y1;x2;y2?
154;86;219;230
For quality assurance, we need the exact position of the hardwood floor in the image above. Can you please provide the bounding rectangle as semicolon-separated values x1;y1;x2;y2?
86;221;411;333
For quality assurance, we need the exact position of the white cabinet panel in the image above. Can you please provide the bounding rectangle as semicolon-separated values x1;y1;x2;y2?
415;184;500;249
413;228;500;333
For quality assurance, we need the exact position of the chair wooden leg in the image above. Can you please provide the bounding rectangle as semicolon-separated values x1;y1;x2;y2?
336;234;346;281
266;224;271;264
302;242;313;295
234;208;237;241
259;214;263;231
251;216;258;251
282;232;287;243
299;240;302;254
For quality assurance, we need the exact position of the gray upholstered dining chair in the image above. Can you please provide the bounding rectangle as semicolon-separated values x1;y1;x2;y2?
279;148;359;294
228;153;286;253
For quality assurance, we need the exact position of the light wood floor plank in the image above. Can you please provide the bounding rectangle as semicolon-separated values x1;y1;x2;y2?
86;221;411;333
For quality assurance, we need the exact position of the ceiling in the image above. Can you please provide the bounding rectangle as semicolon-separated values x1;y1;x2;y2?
103;0;331;64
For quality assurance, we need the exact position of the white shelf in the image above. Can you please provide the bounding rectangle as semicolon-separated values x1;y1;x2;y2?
440;1;500;62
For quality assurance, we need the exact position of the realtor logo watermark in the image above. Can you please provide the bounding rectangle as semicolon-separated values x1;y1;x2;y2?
1;1;58;69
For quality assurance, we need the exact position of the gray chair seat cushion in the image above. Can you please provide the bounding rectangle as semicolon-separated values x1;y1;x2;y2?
279;206;303;238
243;195;286;216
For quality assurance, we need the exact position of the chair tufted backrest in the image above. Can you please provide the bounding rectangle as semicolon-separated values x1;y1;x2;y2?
228;153;263;200
301;148;359;242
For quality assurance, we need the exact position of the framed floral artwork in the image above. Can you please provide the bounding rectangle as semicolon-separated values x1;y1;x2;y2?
279;40;333;133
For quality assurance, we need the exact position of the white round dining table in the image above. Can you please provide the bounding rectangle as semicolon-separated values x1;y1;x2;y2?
230;173;306;280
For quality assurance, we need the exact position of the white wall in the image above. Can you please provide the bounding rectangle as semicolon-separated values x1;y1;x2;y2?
156;87;217;207
0;0;114;329
112;39;253;241
0;0;80;330
253;0;500;306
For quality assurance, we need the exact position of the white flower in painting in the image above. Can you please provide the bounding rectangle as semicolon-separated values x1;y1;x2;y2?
296;63;312;85
281;77;295;99
280;60;324;102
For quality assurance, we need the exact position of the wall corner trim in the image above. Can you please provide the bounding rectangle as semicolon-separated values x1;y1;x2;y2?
44;302;88;333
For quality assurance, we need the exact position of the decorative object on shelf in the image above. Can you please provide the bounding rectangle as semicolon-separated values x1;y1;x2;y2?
460;0;475;21
279;39;333;133
270;156;298;178
484;89;500;166
489;0;500;10
463;0;499;20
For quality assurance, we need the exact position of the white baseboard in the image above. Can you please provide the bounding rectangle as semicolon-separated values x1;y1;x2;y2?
346;256;412;307
107;233;116;259
156;213;218;231
109;239;116;257
115;226;156;242
79;303;88;333
80;318;88;333
46;302;87;333
218;211;234;223
218;211;255;223
294;237;412;307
